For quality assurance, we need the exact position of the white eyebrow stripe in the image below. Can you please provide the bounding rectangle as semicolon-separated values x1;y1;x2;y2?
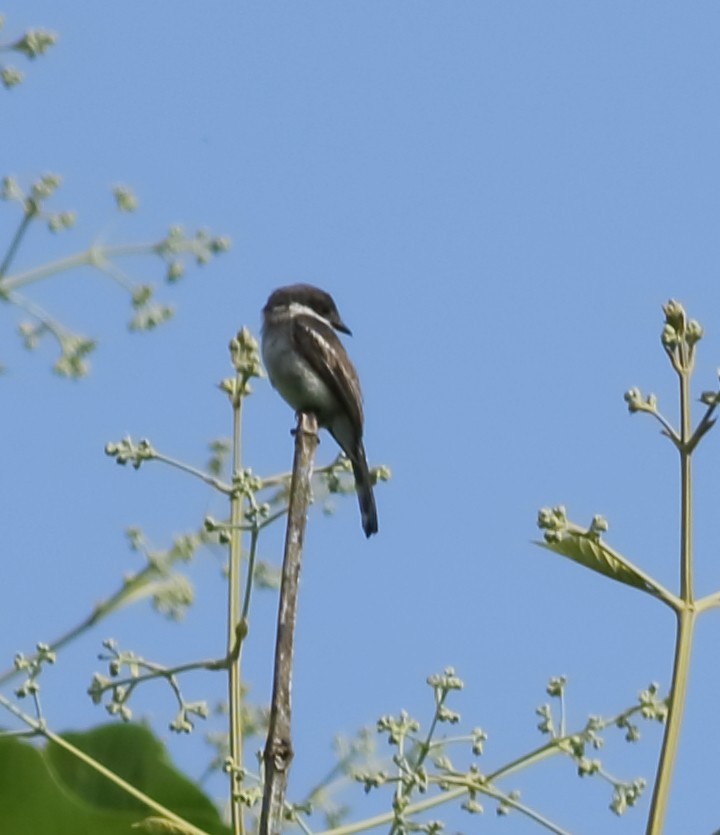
287;301;332;327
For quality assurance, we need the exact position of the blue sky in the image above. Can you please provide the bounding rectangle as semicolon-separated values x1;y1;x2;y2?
3;3;720;833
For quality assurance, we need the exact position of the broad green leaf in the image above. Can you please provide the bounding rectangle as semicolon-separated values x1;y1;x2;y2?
0;723;230;835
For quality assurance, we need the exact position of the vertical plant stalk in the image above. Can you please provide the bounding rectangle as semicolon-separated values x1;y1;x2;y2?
646;608;695;834
259;411;319;835
646;349;697;834
678;369;693;602
227;387;246;835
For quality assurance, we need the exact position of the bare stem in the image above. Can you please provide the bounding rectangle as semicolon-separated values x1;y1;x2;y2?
679;372;693;601
259;412;319;835
0;209;34;279
93;653;234;699
318;780;571;835
150;450;232;494
648;408;680;444
227;389;246;835
1;241;164;291
4;287;70;342
645;608;695;834
646;356;696;834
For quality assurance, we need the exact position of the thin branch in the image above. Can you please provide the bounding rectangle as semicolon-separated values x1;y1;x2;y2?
150;450;232;494
696;590;720;614
94;654;233;698
686;396;719;453
319;789;465;835
93;254;138;293
0;727;39;740
220;505;290;534
647;408;681;445
486;699;653;784
240;526;260;626
0;241;163;292
260;412;319;835
5;287;71;343
486;739;561;784
318;780;570;835
227;387;246;835
0;209;34;279
436;776;573;835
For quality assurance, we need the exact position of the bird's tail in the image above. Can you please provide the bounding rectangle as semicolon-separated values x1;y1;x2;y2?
351;444;378;538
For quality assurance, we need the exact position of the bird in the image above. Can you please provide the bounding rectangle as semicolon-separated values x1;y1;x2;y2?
261;283;378;537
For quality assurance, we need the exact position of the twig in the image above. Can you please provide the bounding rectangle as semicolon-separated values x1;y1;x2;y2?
150;450;232;494
1;241;157;291
227;385;247;835
260;412;319;835
0;210;34;279
93;653;234;697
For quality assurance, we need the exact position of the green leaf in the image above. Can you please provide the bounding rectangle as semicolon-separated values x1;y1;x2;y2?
0;723;230;835
536;536;659;596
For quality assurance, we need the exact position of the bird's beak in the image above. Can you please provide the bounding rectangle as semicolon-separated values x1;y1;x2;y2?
334;319;352;336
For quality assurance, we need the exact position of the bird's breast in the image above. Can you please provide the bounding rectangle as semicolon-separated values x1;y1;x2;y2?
262;326;338;419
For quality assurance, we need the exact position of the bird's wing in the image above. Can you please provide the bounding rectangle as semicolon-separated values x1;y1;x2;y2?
292;313;364;431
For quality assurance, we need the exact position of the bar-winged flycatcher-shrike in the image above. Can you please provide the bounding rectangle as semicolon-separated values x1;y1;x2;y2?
261;284;378;537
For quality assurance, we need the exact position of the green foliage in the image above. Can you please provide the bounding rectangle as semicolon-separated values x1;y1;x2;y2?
0;174;230;377
0;724;230;835
536;299;720;833
536;507;666;599
1;9;702;834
